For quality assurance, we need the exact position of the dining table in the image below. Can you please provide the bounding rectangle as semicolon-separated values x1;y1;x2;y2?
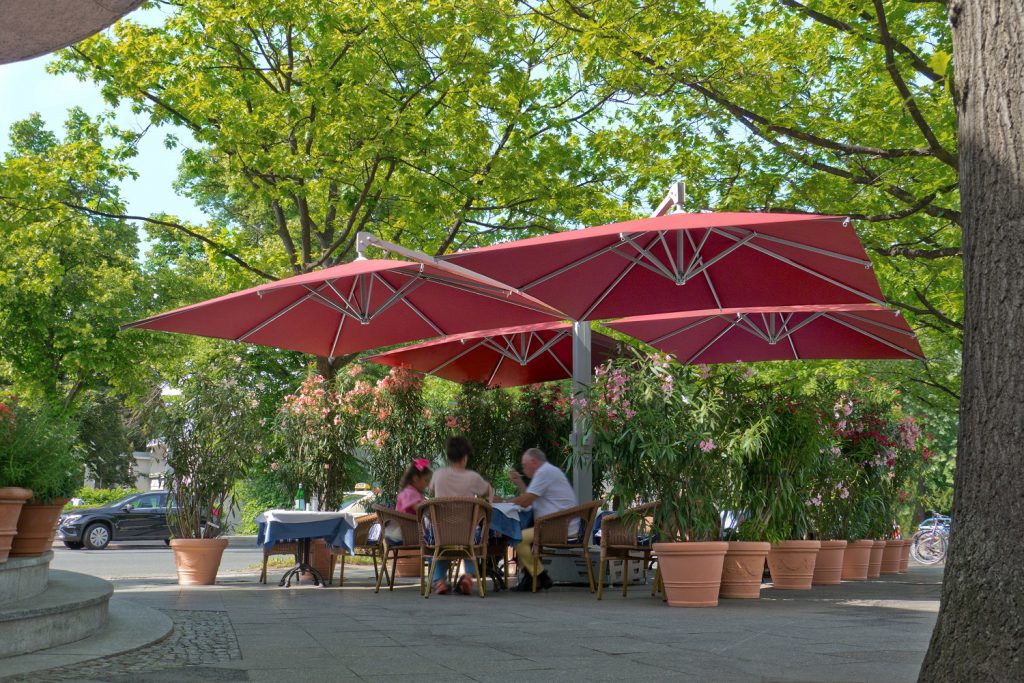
256;510;357;587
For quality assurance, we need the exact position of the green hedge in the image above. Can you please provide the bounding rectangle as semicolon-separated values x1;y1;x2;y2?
63;486;140;510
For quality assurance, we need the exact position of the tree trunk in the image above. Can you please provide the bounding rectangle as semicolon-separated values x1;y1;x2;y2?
315;354;357;381
919;2;1024;680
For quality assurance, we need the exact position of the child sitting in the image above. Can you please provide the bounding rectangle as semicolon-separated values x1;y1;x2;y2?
383;459;432;545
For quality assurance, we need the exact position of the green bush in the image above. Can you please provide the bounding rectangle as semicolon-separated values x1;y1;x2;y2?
0;397;83;503
64;486;139;510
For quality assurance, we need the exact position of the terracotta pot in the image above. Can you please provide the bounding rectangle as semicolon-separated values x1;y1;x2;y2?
811;540;848;585
719;541;770;599
11;498;68;557
898;538;911;573
767;540;821;590
841;540;875;581
654;541;728;607
170;538;229;585
299;539;334;583
867;540;885;578
880;539;903;575
0;487;33;562
394;553;422;578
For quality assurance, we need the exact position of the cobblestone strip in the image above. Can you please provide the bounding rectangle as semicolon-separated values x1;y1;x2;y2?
2;609;243;682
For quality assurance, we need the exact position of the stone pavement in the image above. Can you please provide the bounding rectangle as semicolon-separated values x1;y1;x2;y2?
2;565;943;683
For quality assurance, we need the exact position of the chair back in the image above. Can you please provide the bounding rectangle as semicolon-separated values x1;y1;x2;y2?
418;497;492;548
372;504;420;545
536;500;602;547
352;513;379;549
600;501;659;547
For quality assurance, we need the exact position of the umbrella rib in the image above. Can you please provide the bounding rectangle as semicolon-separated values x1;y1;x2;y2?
416;272;564;319
581;257;642;320
428;338;492;374
487;353;506;387
368;274;443;336
685;230;723;309
683;228;713;280
837;312;919;337
656;231;679;277
711;229;886;305
525;330;570;363
549;346;571;377
682;232;756;281
326;278;362;358
733;314;771;342
236;286;333;342
619;233;678;281
729;229;874;267
822;314;925;360
775;311;824;340
648;316;717;345
326;279;363;319
684;317;745;365
519;240;631;292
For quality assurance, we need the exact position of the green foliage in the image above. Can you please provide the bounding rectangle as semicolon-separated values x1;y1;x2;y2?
516;383;572;471
162;357;263;538
64;485;139;510
439;382;523;489
232;468;291;535
77;390;135;487
0;396;82;502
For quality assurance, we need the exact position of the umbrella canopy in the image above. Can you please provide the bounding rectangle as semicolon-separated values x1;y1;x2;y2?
366;322;619;388
605;304;924;365
1;1;143;64
125;259;567;357
444;212;886;322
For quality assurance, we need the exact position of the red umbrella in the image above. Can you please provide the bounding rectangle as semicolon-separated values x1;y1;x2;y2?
125;259;567;357
605;304;924;364
367;322;619;388
444;212;886;321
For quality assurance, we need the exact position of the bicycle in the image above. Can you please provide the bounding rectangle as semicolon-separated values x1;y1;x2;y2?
909;513;950;565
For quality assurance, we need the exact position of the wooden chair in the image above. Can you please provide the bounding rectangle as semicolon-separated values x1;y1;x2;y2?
372;505;423;593
259;540;298;584
328;513;381;586
417;497;492;598
595;501;659;600
529;500;602;593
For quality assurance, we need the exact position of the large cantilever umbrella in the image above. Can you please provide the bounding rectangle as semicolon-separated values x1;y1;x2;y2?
367;322;619;388
124;259;567;358
443;212;886;321
1;1;143;64
606;304;924;364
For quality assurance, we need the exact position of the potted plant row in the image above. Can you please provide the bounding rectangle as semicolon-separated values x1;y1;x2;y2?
1;396;81;562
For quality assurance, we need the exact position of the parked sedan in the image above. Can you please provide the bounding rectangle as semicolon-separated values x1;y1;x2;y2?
58;491;173;550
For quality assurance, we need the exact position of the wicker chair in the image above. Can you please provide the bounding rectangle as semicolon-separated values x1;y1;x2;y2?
528;500;602;593
595;501;659;600
417;497;492;598
259;541;298;585
372;505;423;593
328;513;381;587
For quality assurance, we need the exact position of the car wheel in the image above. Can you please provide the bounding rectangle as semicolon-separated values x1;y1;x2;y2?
63;541;84;550
83;523;111;550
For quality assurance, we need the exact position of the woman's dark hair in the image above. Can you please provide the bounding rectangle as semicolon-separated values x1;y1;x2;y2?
399;459;433;489
446;436;473;463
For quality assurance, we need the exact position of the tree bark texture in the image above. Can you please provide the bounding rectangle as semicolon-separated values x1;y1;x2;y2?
919;1;1024;680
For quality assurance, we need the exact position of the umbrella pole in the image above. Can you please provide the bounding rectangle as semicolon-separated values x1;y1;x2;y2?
571;321;594;503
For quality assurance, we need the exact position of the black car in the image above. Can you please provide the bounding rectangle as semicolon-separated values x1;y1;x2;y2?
58;491;173;550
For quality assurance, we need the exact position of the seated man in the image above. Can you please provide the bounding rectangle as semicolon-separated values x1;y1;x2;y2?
503;447;577;591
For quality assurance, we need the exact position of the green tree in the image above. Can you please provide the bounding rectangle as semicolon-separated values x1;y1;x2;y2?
77;389;136;487
0;111;157;407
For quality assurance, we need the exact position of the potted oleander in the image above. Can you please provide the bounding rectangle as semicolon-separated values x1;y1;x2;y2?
586;352;759;607
735;390;826;591
163;366;261;585
0;396;81;559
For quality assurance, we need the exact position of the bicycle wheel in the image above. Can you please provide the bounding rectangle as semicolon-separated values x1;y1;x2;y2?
911;532;947;565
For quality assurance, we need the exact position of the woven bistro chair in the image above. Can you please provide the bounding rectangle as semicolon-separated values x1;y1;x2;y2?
259;540;298;585
372;505;424;593
417;497;492;598
595;501;659;600
328;513;381;587
528;500;603;593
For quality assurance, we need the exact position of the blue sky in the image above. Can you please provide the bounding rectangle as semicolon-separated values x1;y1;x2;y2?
0;44;210;227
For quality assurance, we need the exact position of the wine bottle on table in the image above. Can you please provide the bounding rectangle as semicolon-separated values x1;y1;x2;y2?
295;483;305;511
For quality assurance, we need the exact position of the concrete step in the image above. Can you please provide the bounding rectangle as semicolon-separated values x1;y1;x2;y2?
0;552;52;606
0;597;172;677
0;570;112;658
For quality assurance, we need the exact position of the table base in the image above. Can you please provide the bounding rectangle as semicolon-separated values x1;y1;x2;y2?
278;538;326;588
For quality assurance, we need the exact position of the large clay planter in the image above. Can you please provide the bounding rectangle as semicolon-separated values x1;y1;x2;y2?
841;540;874;580
811;540;848;585
394;553;422;578
898;538;911;573
767;540;821;590
10;498;68;557
300;539;334;583
719;541;770;599
654;541;728;607
170;538;229;585
880;539;903;575
867;540;885;578
0;487;33;562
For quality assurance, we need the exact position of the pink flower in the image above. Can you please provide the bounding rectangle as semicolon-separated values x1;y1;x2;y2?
805;494;823;507
699;439;715;453
697;363;711;379
323;463;330;470
270;462;280;472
